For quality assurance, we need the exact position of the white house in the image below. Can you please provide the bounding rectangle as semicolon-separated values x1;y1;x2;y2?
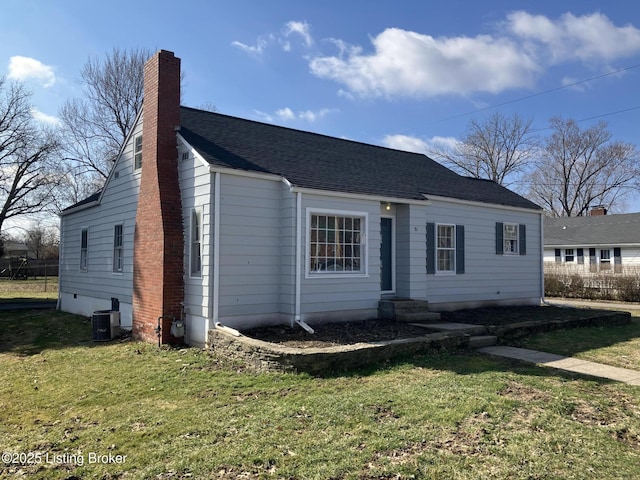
544;210;640;273
58;50;544;346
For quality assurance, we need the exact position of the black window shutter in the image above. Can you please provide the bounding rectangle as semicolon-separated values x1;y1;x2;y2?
495;222;503;255
519;224;527;255
555;249;561;263
426;222;435;274
577;248;584;264
456;225;465;274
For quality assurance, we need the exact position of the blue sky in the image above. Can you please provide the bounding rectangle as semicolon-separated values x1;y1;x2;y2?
2;0;640;212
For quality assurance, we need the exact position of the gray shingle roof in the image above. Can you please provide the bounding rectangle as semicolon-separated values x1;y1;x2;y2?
179;107;541;210
544;213;640;246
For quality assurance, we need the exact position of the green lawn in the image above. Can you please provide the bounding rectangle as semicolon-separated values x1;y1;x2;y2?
0;277;58;300
519;309;640;370
1;309;639;479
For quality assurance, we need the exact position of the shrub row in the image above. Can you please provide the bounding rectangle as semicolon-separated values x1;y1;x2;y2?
545;264;640;302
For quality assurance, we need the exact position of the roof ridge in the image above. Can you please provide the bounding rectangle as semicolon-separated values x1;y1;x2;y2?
179;105;431;159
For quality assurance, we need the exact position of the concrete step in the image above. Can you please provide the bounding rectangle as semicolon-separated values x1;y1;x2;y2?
409;322;488;336
395;311;442;322
469;335;498;348
378;299;436;320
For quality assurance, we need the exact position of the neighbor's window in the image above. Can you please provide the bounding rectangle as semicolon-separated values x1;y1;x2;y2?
113;224;123;273
436;224;455;273
190;209;202;276
134;134;142;170
80;229;88;271
600;249;611;270
503;223;519;255
309;211;365;274
565;248;574;262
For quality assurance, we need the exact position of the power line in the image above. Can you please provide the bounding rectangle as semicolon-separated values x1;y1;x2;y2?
433;63;640;124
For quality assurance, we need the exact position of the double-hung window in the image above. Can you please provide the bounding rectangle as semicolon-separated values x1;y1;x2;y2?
436;224;456;273
565;249;575;262
503;223;519;254
308;210;366;275
80;229;88;271
190;209;202;277
600;249;611;270
134;134;143;170
496;222;526;256
113;224;123;273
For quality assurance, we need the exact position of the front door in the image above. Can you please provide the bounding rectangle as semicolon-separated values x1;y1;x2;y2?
380;217;393;292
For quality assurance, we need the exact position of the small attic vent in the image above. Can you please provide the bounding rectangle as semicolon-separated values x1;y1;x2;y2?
114;170;120;179
181;152;189;161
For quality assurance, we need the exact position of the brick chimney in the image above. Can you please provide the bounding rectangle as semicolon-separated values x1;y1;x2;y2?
132;50;184;343
590;206;608;216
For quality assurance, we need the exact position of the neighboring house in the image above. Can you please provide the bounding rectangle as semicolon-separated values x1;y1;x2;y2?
544;210;640;273
58;50;544;346
1;240;30;259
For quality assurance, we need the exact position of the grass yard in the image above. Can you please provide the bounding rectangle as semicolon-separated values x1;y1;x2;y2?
1;309;639;479
519;308;640;371
0;277;58;301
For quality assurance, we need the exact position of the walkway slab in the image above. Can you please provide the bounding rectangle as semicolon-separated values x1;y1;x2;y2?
477;346;640;385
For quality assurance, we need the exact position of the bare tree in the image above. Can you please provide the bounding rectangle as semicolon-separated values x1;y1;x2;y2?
528;117;639;217
23;224;59;260
59;47;151;179
0;78;61;234
429;112;538;188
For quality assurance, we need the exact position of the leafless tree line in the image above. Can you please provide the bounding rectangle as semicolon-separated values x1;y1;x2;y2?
429;111;640;217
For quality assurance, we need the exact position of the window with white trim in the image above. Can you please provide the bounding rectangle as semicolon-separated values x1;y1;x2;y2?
503;223;519;255
436;224;455;273
565;248;574;262
113;224;123;273
134;134;142;170
80;229;88;271
309;212;365;274
190;209;202;276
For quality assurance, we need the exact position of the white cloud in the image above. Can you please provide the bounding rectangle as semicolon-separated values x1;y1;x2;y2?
233;20;314;56
383;134;428;153
7;56;56;87
231;35;274;56
257;107;336;124
31;108;60;125
276;107;296;120
284;21;313;48
309;12;640;99
506;11;640;63
426;135;460;151
310;28;539;98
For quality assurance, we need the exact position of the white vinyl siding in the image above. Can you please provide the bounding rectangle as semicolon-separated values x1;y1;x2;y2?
58;115;143;327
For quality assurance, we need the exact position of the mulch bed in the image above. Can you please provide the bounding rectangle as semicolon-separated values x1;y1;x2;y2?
241;319;431;349
240;305;609;349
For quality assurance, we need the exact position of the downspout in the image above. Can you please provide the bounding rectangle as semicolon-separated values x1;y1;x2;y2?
294;191;302;324
209;171;221;346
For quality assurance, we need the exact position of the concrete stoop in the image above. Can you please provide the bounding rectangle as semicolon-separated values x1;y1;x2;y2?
378;299;441;323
